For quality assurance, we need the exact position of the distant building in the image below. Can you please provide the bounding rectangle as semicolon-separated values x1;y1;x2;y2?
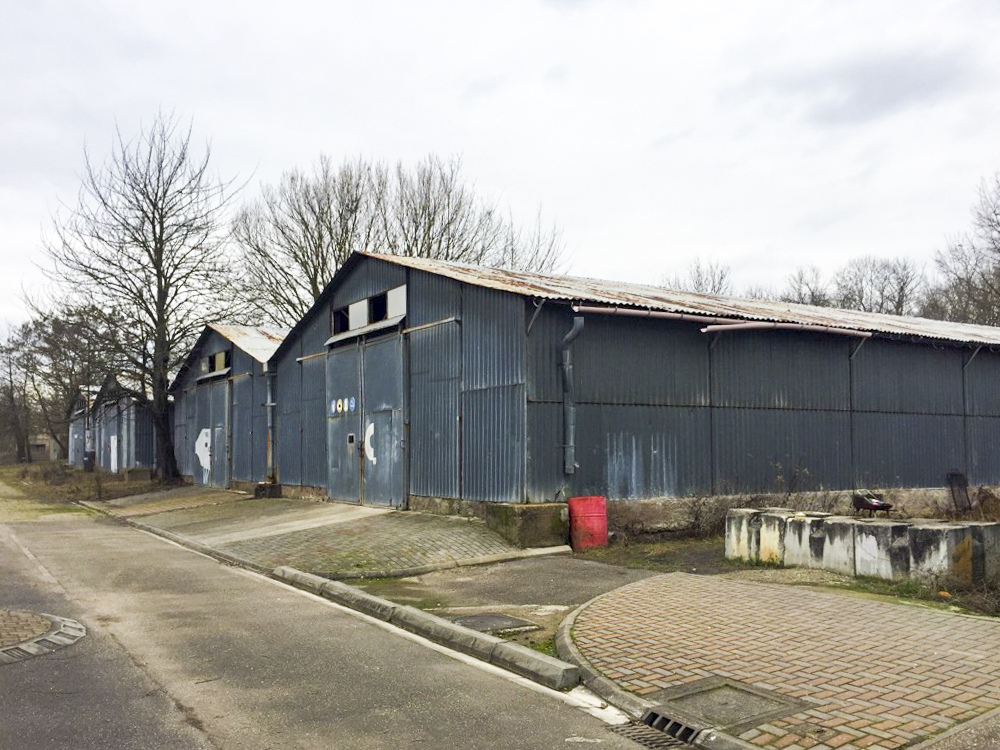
90;375;157;473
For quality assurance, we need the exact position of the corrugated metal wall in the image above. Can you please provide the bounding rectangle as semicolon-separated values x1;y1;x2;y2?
408;321;461;498
526;304;1000;500
90;397;156;473
460;286;526;502
68;416;86;468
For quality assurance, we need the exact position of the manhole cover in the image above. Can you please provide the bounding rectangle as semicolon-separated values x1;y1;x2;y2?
644;676;808;734
448;612;539;633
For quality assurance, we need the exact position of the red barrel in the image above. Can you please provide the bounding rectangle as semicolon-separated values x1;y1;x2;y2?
567;496;608;551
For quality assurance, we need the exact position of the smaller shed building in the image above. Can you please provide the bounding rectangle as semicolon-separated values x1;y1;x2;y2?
171;324;287;489
90;375;157;474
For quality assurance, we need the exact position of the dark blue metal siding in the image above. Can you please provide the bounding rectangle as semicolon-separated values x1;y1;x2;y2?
854;413;965;488
331;259;408;310
409;322;461;498
134;405;156;469
968;417;1000;485
852;340;964;414
231;374;253;482
251;368;268;481
575;315;710;406
300;356;328;488
526;402;562;501
576;404;712;499
965;350;1000;416
68;416;86;469
712;331;850;410
526;304;563;404
462;286;525;390
275;343;303;486
462;384;525;502
182;387;196;477
301;304;331;356
408;269;462;327
712;408;851;493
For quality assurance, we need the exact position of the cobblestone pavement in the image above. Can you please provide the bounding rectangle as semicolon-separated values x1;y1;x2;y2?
82;486;242;518
572;573;1000;750
0;609;50;648
217;512;521;576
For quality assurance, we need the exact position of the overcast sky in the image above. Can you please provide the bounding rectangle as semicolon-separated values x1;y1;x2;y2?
4;0;1000;326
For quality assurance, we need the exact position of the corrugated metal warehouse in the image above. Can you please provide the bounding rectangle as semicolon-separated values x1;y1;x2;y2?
269;252;1000;513
91;375;157;473
170;324;287;488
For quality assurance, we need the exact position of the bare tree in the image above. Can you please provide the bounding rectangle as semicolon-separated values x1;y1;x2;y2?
234;154;564;327
44;113;238;478
662;259;732;295
781;266;832;306
924;174;1000;325
831;256;924;315
233;155;383;326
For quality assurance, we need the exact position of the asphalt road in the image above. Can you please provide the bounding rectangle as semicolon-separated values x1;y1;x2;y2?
1;515;639;750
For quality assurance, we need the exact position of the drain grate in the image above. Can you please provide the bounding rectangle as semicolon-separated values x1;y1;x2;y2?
609;722;688;748
0;614;87;666
640;707;705;744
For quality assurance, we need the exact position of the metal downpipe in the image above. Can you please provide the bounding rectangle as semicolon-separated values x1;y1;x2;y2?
561;316;585;475
264;362;277;483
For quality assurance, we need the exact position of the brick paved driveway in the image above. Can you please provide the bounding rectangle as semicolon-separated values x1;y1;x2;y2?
0;610;50;648
572;574;1000;750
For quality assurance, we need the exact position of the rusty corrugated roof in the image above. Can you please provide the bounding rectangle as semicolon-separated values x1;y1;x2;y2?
208;324;288;363
363;252;1000;346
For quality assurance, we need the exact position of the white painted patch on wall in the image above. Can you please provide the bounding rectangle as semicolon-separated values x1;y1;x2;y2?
194;428;211;484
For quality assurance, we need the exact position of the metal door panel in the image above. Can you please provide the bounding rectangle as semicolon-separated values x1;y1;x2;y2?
362;337;404;508
327;345;362;502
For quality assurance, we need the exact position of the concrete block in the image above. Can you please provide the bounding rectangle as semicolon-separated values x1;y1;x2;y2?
759;511;795;564
910;524;973;585
783;514;827;569
319;580;398;621
388;606;504;660
966;522;1000;584
725;509;762;561
489;641;580;690
854;520;911;580
821;517;857;576
272;566;329;594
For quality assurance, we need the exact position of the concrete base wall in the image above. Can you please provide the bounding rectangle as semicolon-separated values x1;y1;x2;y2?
727;508;1000;586
409;496;568;548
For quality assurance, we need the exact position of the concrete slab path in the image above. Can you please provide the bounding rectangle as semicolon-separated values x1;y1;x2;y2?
566;573;1000;750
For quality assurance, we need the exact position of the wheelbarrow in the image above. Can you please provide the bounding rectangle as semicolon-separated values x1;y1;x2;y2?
852;489;893;517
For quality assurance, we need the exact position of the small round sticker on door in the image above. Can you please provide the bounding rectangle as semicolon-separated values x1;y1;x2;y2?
348;397;356;412
336;399;343;413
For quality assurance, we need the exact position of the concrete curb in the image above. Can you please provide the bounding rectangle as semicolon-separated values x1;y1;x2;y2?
273;566;580;691
330;545;573;580
555;596;655;720
555;589;758;750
